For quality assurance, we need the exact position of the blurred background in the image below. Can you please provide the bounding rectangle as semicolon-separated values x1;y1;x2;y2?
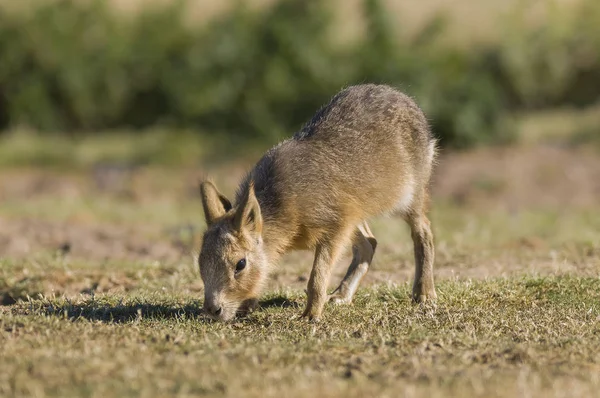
1;0;599;155
0;0;599;302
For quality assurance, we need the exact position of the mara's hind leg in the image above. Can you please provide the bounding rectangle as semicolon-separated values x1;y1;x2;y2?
405;190;437;303
329;222;377;305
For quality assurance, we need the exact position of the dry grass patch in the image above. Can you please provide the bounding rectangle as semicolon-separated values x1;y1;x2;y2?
0;145;598;397
1;277;599;397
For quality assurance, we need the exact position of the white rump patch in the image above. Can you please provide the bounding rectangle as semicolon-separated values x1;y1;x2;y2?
394;178;415;214
427;141;437;165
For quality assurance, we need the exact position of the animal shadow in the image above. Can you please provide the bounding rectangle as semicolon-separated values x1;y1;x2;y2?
41;300;210;323
37;294;301;324
259;295;302;309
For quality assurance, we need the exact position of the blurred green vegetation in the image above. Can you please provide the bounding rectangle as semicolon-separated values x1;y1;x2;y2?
0;0;599;149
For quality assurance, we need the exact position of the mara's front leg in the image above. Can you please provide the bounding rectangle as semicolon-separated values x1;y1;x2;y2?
302;233;349;321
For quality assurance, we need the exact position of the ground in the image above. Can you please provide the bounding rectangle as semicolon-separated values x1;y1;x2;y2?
1;143;599;397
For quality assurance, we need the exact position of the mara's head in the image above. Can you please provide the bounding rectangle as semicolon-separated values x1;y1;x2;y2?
198;180;267;321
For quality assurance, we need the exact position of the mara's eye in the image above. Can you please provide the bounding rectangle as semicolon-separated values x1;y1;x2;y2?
235;258;247;273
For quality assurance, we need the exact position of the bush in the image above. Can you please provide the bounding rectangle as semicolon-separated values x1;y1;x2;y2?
498;0;600;109
0;0;599;148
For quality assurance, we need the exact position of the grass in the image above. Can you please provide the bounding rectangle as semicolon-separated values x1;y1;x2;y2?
1;277;599;397
517;104;600;147
1;207;599;398
0;129;266;169
0;143;599;397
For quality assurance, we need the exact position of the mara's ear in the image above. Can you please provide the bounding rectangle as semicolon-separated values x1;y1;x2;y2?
233;181;262;235
200;181;232;226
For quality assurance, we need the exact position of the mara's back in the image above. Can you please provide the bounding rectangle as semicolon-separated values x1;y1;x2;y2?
237;84;436;237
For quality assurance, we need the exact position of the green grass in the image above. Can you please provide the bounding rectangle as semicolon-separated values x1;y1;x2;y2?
1;150;599;397
0;129;266;169
1;277;599;397
1;200;599;397
517;105;600;147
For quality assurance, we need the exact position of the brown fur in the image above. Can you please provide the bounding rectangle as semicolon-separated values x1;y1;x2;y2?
198;84;437;321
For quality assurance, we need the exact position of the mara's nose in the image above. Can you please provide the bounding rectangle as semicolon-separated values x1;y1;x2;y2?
205;302;222;317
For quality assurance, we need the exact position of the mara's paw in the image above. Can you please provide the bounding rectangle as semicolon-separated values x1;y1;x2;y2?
328;293;352;306
412;288;437;304
300;306;322;323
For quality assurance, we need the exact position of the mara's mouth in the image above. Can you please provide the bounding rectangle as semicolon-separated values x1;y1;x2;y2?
207;308;237;322
204;299;259;322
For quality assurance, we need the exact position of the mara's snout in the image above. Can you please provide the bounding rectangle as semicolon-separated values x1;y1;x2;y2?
202;295;227;321
198;83;437;322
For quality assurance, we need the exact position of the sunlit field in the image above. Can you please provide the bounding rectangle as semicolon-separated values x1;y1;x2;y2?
1;138;599;397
